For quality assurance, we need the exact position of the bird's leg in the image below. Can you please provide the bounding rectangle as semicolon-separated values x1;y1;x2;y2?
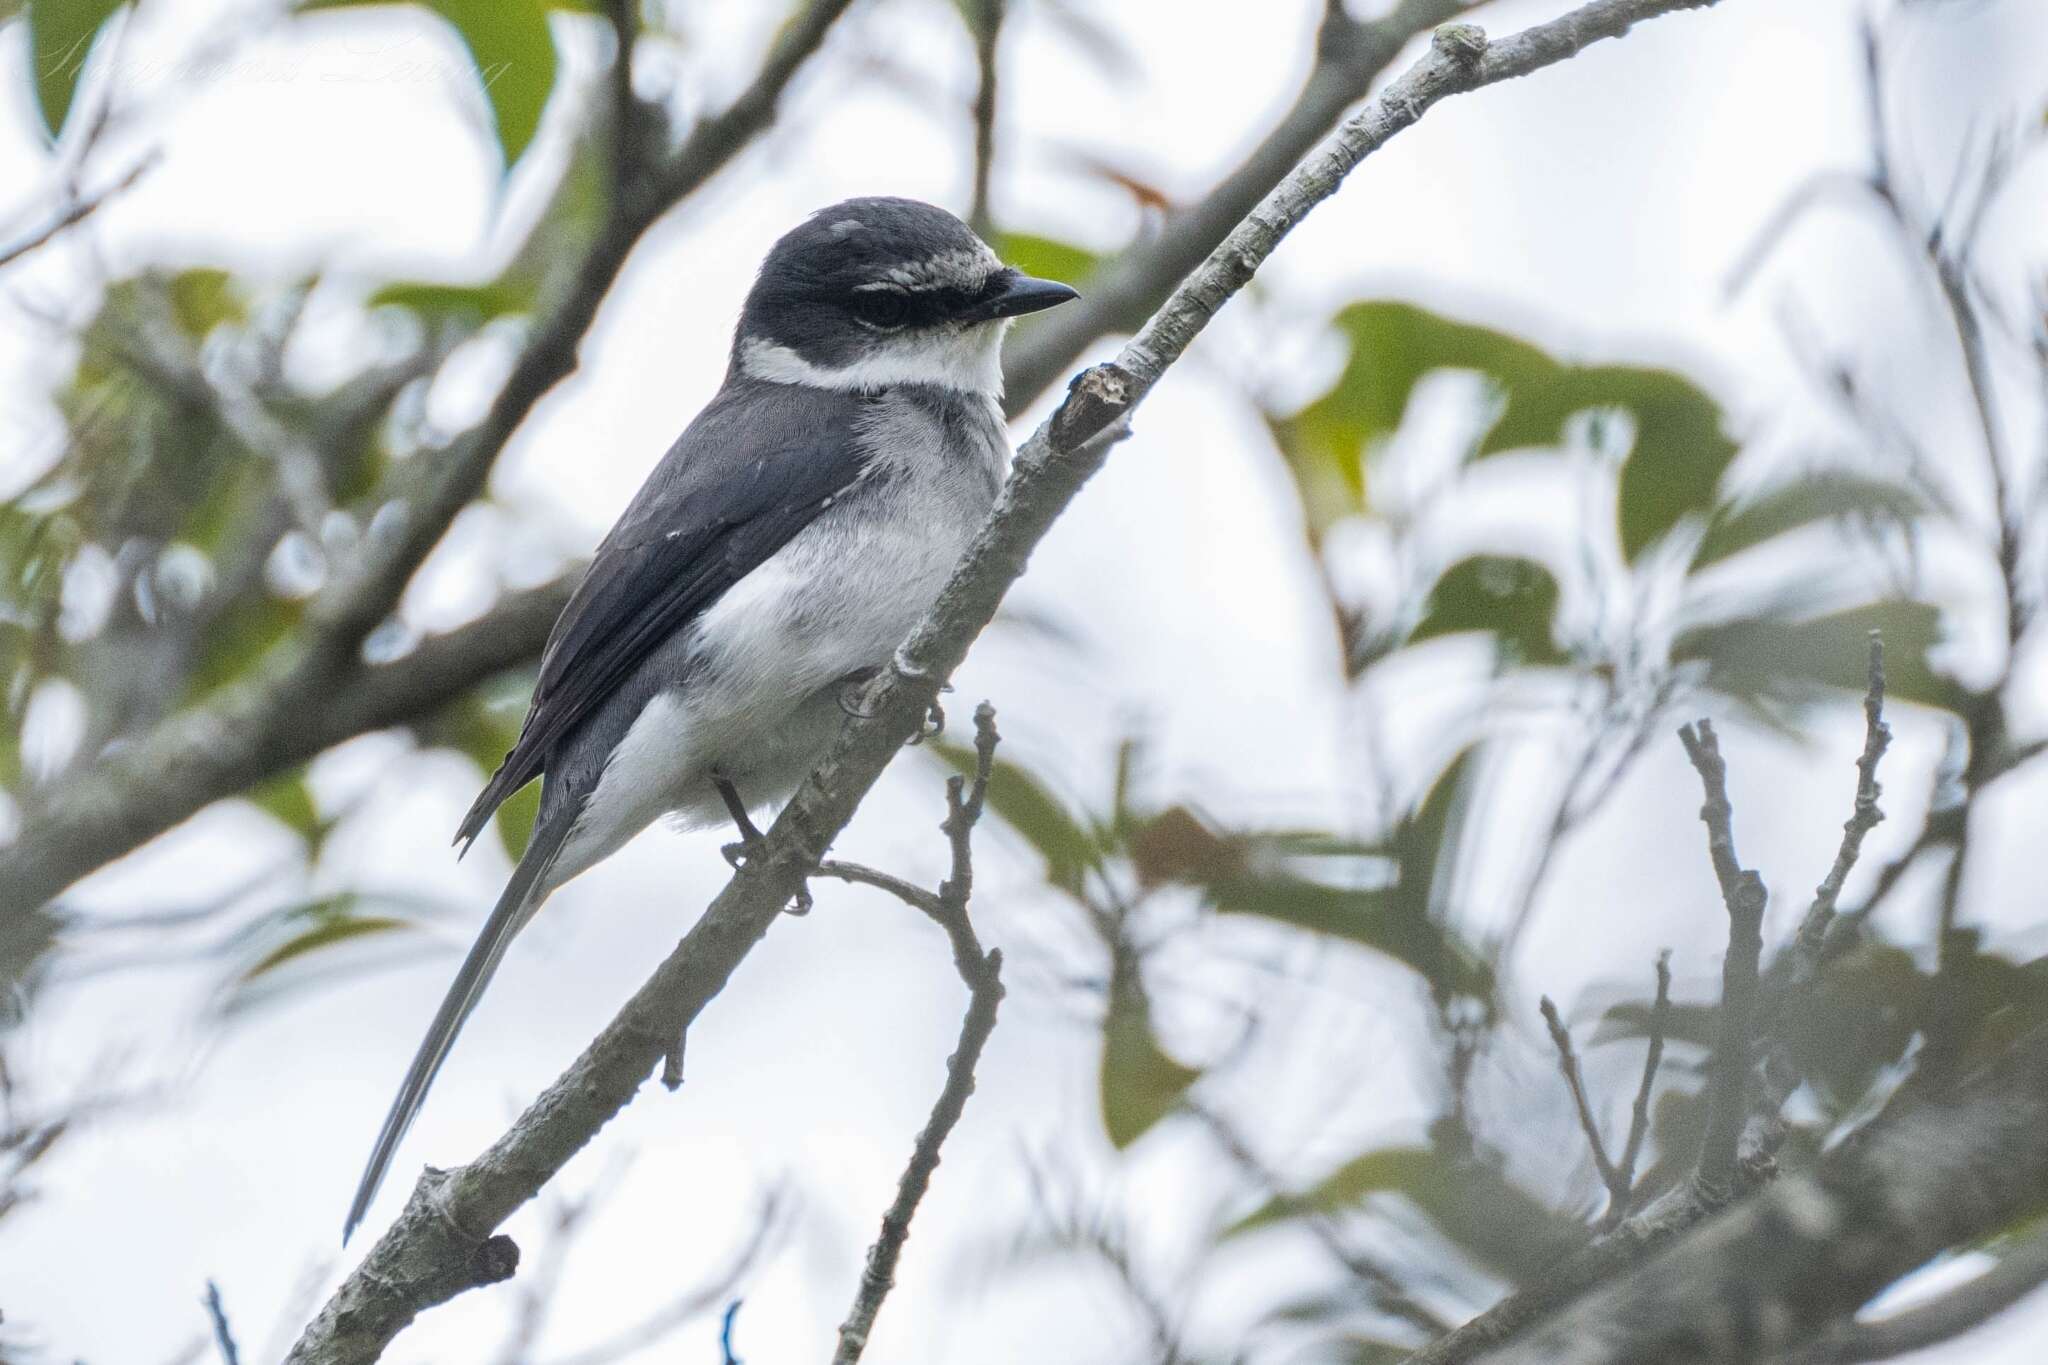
713;772;812;916
714;773;766;867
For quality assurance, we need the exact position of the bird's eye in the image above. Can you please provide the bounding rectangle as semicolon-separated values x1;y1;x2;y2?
850;289;909;330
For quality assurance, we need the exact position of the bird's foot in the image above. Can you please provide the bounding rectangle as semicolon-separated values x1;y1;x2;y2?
714;773;765;868
838;666;885;719
713;772;812;914
906;692;947;746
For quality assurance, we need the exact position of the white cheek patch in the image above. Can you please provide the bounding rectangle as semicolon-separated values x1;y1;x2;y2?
740;328;1007;397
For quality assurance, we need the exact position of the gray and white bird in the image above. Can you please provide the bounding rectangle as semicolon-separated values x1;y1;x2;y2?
344;197;1077;1241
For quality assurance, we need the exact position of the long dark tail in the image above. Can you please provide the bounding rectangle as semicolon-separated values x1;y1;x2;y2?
343;816;571;1243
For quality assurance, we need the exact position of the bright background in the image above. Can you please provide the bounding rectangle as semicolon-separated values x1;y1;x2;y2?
2;0;2045;1361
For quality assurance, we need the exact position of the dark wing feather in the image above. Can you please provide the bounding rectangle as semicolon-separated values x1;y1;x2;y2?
455;379;869;849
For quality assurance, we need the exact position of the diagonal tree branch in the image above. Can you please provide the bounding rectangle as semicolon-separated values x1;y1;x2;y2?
0;0;857;916
0;0;1470;913
281;4;1730;1360
999;0;1476;415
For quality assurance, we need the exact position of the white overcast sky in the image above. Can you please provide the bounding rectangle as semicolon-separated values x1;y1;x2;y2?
2;0;2046;1361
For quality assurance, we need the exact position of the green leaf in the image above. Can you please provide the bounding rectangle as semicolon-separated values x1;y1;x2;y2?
165;268;248;338
301;0;558;169
1138;796;1491;1001
1409;555;1565;666
1673;600;1964;714
1479;364;1737;559
993;231;1099;288
1273;302;1737;561
1593;999;1718;1050
241;904;410;979
248;773;331;854
190;594;305;697
1100;950;1199;1148
1270;303;1554;545
1602;368;1739;560
25;0;125;139
1693;472;1925;569
367;279;537;322
1319;301;1559;460
1226;1145;1577;1285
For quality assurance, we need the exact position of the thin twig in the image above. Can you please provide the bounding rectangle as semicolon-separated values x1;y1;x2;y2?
1676;719;1766;1196
966;0;1004;238
1537;997;1623;1209
1188;1100;1450;1338
1475;1025;2048;1365
1795;634;1891;958
1606;950;1671;1230
1745;636;1894;1165
0;152;158;272
203;1281;241;1365
603;0;640;198
832;706;1005;1364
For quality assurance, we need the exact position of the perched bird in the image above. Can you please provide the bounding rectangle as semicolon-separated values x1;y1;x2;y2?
344;197;1078;1241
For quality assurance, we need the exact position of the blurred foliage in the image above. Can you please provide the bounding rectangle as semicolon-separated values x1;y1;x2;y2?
4;3;2046;1358
298;0;596;172
22;0;124;138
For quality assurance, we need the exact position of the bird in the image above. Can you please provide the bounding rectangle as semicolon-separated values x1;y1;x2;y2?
343;197;1078;1242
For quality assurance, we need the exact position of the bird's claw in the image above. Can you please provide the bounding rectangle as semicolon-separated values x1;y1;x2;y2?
721;835;765;870
906;696;945;745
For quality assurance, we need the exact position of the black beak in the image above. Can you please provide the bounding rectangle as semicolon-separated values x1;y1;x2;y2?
970;270;1080;322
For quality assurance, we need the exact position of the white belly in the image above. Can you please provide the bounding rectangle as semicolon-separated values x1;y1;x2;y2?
547;423;997;892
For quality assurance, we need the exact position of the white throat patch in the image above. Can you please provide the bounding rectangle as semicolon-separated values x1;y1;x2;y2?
740;325;1007;397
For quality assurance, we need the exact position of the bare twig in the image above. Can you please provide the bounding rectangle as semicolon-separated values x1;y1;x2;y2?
1537;997;1623;1210
1795;635;1891;959
831;707;1005;1365
1474;1025;2048;1365
1607;950;1671;1229
0;152;158;271
282;8;1733;1360
603;0;640;198
203;1281;242;1365
1188;1100;1451;1338
1746;636;1894;1164
966;0;1004;238
1676;719;1767;1196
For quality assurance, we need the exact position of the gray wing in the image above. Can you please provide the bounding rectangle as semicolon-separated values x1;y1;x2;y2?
456;378;872;850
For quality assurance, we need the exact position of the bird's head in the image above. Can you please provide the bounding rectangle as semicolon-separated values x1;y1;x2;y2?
734;196;1078;398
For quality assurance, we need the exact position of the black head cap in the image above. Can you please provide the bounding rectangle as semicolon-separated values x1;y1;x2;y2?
734;197;1077;388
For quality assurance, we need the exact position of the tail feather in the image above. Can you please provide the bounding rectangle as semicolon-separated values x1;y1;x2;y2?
344;816;570;1243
